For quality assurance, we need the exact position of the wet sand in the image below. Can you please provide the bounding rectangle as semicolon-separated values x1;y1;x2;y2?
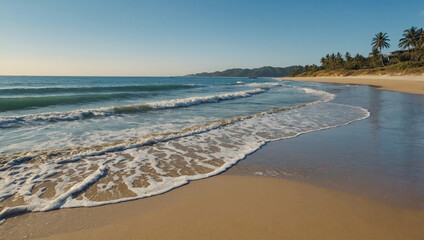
279;75;424;95
0;175;422;240
229;81;424;209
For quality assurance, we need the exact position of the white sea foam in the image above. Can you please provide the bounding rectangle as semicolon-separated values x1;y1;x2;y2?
0;88;267;128
296;86;335;102
245;82;285;87
146;88;266;109
0;86;369;220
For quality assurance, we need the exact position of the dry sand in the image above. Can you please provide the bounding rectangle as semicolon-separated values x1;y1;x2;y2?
279;75;424;95
2;175;423;240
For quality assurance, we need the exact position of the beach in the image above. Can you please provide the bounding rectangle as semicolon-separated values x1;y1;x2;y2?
1;175;422;240
279;75;424;95
1;77;424;239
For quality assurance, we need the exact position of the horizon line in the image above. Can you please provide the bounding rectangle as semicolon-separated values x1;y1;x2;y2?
0;74;187;77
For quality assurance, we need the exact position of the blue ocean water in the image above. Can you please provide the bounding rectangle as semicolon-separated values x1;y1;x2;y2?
0;76;370;219
0;76;320;153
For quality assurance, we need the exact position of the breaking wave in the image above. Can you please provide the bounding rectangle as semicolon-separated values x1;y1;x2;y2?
0;88;267;128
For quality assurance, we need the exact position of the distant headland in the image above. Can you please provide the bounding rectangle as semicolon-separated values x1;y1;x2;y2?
187;66;301;78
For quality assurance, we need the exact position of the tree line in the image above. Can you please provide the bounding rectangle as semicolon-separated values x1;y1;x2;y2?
292;26;424;76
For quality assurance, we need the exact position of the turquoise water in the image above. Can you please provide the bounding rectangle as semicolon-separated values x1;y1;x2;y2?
0;76;370;219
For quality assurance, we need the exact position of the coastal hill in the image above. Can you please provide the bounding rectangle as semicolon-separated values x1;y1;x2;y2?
187;66;301;77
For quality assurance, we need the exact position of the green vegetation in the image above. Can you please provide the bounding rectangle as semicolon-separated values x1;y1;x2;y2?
293;26;424;77
188;66;301;78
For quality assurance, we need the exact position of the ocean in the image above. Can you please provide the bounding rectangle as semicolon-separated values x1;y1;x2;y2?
0;76;369;218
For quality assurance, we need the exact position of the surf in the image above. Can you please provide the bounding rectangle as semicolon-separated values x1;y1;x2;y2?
0;100;370;220
0;88;268;128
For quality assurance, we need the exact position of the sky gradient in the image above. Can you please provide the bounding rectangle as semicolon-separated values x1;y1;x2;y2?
1;0;423;76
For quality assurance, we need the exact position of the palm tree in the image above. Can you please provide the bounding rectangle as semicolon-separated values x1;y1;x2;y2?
417;28;424;61
345;52;352;61
329;53;336;70
335;52;344;69
399;27;419;52
419;28;424;44
320;57;326;69
372;32;390;66
354;54;367;69
399;27;421;60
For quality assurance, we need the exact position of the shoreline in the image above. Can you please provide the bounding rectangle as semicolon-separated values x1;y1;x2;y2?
278;75;424;95
2;175;423;240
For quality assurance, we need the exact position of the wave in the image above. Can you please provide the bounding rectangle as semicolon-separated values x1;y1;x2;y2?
295;87;335;102
0;87;335;169
0;93;150;112
0;84;198;95
245;82;285;87
0;88;268;128
228;82;284;87
0;99;370;220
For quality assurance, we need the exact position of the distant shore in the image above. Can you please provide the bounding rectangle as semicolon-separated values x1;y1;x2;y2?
279;75;424;95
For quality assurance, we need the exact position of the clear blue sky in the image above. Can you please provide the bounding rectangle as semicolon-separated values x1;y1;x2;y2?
0;0;423;76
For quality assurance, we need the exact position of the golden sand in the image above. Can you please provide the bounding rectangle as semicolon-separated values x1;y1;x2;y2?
1;175;423;240
279;75;424;95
